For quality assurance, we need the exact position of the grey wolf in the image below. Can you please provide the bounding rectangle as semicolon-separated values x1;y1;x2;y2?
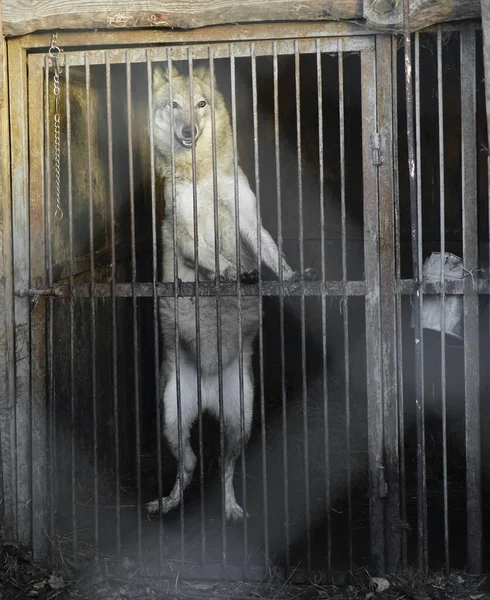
145;64;307;521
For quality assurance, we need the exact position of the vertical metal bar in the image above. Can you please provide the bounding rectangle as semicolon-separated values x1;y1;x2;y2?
229;43;249;576
147;49;166;566
460;24;482;574
65;61;78;559
106;53;119;564
392;36;408;568
28;55;49;560
85;52;99;564
375;35;400;572
273;41;290;572
294;41;311;574
9;41;31;548
361;48;385;574
436;26;450;572
316;38;331;579
251;42;269;568
126;51;141;564
187;50;206;571
208;47;228;574
338;39;353;573
44;54;56;553
408;17;428;570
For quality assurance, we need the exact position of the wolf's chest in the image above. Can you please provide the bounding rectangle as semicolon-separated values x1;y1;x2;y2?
174;180;237;249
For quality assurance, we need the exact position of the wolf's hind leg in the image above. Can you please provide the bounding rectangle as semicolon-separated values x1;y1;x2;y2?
146;368;197;515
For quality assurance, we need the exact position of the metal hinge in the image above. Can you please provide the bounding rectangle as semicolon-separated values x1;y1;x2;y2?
378;465;388;498
371;132;384;167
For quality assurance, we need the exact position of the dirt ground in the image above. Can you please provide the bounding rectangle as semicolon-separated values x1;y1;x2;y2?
1;539;490;600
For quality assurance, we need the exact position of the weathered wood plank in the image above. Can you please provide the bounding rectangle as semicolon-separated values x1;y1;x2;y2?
0;0;16;538
364;0;481;31
483;0;490;155
3;0;363;36
1;0;482;36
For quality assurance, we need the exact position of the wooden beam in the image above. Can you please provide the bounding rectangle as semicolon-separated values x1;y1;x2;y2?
482;0;490;156
2;0;481;37
3;0;363;37
0;0;16;537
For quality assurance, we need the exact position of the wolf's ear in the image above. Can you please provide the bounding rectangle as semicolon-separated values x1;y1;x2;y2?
153;65;179;89
193;66;216;87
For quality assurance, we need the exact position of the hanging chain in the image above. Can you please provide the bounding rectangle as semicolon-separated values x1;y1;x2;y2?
49;32;64;221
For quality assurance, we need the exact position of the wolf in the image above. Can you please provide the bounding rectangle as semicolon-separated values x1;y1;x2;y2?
145;63;307;521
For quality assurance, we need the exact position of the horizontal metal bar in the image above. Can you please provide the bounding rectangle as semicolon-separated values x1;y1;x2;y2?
55;36;373;68
17;277;490;299
15;280;367;298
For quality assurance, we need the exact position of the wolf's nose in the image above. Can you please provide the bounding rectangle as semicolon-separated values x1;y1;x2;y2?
181;124;197;139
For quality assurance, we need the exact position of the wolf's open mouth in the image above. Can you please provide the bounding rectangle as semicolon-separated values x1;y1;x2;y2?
176;136;194;149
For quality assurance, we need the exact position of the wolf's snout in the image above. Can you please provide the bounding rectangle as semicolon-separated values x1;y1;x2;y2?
181;124;197;139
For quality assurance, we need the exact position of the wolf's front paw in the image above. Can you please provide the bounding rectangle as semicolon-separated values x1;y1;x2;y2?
225;502;249;522
222;265;238;281
286;271;301;284
145;497;175;515
240;269;259;285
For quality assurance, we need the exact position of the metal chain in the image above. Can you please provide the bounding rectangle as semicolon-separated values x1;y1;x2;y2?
49;32;64;221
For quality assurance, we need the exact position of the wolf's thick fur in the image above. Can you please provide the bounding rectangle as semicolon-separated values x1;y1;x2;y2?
146;64;296;521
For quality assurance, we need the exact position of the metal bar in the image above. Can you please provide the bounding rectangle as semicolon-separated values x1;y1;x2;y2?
208;46;228;574
125;50;140;562
8;40;31;547
338;39;353;573
147;48;166;567
316;38;331;579
460;24;482;574
44;53;56;556
27;54;49;560
65;62;78;559
361;48;385;574
273;40;290;572
187;49;206;571
229;43;249;576
436;26;449;572
251;41;269;570
17;22;375;52
375;35;400;572
294;40;311;574
85;51;99;565
392;35;407;569
409;20;427;571
106;53;120;563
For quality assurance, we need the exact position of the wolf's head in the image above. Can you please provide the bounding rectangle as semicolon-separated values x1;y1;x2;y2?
152;64;224;156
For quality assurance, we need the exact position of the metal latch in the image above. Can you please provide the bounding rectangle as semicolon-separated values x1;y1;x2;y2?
371;132;384;167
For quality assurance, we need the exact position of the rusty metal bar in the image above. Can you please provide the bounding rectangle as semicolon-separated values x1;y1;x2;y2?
294;40;311;574
337;39;353;573
410;22;428;571
436;26;449;571
208;47;228;573
251;41;269;569
147;48;166;566
126;50;141;563
460;23;482;574
316;38;332;579
273;40;290;572
28;54;48;560
361;47;385;574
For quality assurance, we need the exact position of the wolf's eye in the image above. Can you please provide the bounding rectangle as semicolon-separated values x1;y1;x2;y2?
172;101;179;109
197;100;206;108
